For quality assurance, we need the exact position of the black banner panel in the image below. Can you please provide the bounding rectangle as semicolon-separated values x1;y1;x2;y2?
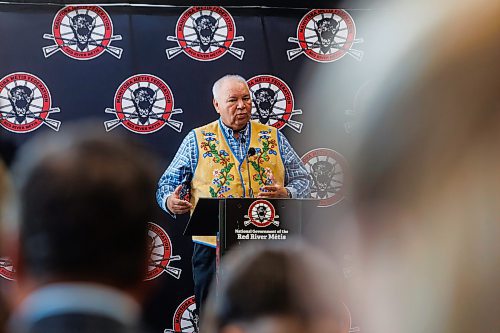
0;4;372;332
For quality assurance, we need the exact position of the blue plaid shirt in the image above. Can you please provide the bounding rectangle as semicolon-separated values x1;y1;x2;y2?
156;119;311;212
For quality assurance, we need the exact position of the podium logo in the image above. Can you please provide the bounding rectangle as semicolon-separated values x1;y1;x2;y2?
145;222;182;281
247;75;303;133
0;257;15;281
0;72;61;133
104;74;183;134
301;148;348;207
43;6;122;60
287;9;363;63
166;6;244;61
164;295;199;333
244;199;280;228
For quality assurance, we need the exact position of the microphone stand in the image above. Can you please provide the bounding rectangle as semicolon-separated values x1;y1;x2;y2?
240;136;254;198
246;149;256;198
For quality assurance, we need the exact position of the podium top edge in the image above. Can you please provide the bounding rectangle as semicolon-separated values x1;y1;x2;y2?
196;197;319;200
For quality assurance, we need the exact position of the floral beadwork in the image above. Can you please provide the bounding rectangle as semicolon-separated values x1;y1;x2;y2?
200;131;235;197
250;130;278;186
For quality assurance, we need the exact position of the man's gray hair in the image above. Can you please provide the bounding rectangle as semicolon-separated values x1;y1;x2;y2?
212;74;249;101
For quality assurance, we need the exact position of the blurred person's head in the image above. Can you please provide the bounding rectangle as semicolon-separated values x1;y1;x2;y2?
202;241;350;333
10;123;159;296
0;160;12;247
0;160;12;333
340;1;500;333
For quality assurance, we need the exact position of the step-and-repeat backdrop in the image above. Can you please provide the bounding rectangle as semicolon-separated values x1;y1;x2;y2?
0;4;372;332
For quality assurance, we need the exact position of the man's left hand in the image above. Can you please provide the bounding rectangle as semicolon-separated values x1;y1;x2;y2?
257;184;289;198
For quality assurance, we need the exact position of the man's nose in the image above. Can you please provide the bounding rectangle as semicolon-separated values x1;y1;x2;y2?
236;98;245;108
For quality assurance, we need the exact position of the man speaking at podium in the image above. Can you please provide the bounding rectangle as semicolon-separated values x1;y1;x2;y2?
156;74;310;315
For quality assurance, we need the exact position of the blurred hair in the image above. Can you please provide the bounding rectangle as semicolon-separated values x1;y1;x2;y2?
0;161;11;235
347;1;500;333
202;240;348;333
11;122;160;289
0;160;11;333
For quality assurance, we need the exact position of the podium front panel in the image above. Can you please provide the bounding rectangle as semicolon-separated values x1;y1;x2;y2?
220;198;303;255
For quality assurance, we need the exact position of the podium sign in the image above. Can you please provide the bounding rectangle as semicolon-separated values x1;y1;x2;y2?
219;198;305;254
185;197;317;256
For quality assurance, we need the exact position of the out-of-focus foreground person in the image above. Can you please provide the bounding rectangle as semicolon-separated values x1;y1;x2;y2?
0;161;12;333
7;125;159;333
344;1;500;333
202;241;351;333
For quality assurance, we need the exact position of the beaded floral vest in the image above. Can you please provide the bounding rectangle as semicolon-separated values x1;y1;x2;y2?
191;120;284;246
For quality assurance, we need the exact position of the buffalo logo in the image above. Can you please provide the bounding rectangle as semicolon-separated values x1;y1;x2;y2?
43;6;122;60
0;257;15;281
244;199;279;228
247;75;303;133
105;74;183;134
301;148;348;207
288;9;363;62
166;6;244;61
145;222;182;281
0;72;61;133
164;296;198;333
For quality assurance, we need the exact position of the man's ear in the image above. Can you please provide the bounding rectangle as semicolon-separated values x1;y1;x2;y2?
213;98;220;114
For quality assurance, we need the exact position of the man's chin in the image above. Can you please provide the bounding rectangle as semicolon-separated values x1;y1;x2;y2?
235;117;250;126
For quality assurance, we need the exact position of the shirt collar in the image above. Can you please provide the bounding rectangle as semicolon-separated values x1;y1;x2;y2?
219;118;250;140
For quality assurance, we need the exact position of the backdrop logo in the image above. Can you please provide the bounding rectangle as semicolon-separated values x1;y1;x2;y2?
247;75;303;133
287;9;363;62
301;148;348;207
0;257;15;281
43;6;122;60
145;222;182;281
164;296;198;333
0;72;61;133
166;6;244;61
104;74;183;134
244;199;279;228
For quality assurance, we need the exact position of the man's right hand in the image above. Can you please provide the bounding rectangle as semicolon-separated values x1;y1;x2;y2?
166;185;193;214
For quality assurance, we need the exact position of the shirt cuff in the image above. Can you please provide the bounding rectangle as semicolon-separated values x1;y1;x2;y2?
285;187;296;198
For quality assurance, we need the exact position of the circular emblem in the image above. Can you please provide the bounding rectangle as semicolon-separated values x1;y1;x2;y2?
295;9;356;63
172;296;198;333
174;6;237;61
109;74;176;134
301;148;349;207
247;75;302;133
0;257;15;281
247;199;276;227
0;72;59;133
146;222;181;281
49;6;116;60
